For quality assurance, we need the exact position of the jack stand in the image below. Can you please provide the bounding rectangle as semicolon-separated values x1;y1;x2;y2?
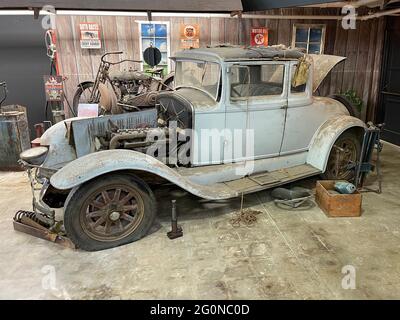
355;123;384;194
167;200;183;240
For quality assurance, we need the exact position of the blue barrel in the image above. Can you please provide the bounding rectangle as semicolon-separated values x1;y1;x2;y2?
0;105;30;170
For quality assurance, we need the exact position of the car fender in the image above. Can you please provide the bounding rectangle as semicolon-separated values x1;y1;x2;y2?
50;149;236;200
307;115;366;172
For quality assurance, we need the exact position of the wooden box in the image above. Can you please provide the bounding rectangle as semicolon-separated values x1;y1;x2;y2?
315;181;362;217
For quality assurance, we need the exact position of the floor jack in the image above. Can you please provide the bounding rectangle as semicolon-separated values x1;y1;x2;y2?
354;122;384;194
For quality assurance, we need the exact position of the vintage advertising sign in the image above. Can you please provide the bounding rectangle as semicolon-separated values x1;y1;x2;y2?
251;27;269;47
43;75;64;102
180;24;200;49
79;22;101;49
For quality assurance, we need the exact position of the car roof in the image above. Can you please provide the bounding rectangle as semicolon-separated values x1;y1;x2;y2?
172;46;304;63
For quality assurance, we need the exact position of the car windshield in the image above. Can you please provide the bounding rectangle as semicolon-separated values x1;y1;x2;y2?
175;60;221;100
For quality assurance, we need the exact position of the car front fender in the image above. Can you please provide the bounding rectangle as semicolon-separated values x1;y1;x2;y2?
50;149;236;200
306;115;366;172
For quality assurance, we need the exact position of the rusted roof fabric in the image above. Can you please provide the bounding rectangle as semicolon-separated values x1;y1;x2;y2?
173;46;304;62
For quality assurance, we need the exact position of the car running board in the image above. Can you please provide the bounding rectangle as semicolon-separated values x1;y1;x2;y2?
223;164;320;195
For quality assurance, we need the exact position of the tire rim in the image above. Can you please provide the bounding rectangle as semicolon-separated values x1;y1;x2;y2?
326;138;357;180
80;184;145;242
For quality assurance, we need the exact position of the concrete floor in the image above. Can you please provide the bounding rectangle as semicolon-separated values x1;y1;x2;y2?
0;142;399;300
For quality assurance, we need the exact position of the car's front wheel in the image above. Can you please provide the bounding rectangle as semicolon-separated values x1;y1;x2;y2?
322;131;361;181
64;173;156;251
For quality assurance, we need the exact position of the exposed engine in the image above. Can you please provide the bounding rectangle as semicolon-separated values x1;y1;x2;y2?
95;91;194;166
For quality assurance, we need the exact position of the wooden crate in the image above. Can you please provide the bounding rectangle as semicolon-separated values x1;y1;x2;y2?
315;181;362;217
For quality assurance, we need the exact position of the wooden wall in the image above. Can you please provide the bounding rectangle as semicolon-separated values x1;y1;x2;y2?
238;8;385;122
55;8;385;121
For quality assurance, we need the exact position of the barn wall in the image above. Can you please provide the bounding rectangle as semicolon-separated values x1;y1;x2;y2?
55;14;239;115
55;8;385;121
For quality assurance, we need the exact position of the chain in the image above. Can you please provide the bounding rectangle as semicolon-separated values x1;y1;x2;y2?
230;193;262;227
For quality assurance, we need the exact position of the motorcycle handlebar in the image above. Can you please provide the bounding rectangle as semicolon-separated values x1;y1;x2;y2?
101;51;124;62
101;52;141;65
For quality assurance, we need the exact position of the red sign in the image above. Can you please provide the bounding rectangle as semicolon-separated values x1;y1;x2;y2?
251;27;269;47
43;75;64;102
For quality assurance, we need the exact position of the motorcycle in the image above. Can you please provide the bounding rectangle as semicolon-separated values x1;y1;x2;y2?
72;51;174;116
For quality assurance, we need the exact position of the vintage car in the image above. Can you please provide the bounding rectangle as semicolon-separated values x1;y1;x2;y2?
19;46;366;251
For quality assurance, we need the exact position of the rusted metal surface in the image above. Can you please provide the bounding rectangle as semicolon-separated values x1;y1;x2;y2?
0;105;30;171
309;54;346;92
167;200;183;240
315;180;362;217
39;49;365;204
79;183;145;242
307;115;366;172
13;211;76;249
70;109;157;157
172;46;304;63
50;149;323;200
50;149;237;200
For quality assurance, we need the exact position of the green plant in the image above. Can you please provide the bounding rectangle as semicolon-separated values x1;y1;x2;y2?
343;89;364;112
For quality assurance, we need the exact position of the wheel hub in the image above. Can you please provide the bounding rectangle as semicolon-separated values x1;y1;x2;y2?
109;211;121;221
327;138;358;180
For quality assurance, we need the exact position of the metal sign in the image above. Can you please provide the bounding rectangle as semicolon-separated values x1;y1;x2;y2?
79;22;101;49
180;24;200;49
43;75;64;101
250;27;269;47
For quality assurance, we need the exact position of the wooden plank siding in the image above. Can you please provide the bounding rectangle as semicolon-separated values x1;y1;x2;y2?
55;8;385;121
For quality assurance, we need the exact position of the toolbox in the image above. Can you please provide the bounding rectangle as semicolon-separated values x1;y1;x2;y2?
315;180;362;217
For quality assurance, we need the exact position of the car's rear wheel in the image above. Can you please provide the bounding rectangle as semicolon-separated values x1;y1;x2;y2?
64;173;156;251
322;131;361;181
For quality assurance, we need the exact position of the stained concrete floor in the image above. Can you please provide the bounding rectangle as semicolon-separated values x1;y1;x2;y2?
0;142;399;300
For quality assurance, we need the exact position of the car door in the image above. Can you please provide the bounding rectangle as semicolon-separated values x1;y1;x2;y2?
224;61;288;163
280;61;314;155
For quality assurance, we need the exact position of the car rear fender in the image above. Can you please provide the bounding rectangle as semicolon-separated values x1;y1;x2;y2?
307;115;366;172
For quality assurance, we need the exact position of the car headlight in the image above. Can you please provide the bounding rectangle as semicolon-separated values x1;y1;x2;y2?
20;146;48;166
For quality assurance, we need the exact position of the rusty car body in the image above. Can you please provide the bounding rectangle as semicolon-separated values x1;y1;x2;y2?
19;46;366;251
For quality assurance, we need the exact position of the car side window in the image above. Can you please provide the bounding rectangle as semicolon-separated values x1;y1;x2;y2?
230;64;285;100
291;64;307;94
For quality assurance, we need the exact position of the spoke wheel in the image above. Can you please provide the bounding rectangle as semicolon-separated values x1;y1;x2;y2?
80;185;144;242
64;174;156;251
324;132;361;181
72;82;97;116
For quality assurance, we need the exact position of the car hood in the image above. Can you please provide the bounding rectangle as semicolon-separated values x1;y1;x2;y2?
310;54;346;92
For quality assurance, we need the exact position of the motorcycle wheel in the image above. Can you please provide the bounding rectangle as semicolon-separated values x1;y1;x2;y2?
72;82;95;116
